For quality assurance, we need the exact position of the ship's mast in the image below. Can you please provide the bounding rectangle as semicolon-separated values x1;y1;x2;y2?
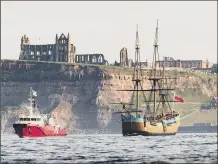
161;64;165;116
151;19;159;119
148;19;177;119
131;24;146;116
135;25;140;115
116;20;178;120
115;25;147;116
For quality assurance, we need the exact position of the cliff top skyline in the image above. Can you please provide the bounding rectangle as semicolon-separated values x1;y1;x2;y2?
1;1;217;64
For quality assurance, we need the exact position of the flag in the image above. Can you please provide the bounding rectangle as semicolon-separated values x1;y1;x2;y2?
32;90;37;97
174;95;184;103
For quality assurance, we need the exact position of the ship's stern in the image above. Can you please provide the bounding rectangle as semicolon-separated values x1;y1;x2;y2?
121;115;145;136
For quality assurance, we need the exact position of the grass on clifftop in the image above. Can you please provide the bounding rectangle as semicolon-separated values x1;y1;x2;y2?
99;65;135;75
2;59;217;79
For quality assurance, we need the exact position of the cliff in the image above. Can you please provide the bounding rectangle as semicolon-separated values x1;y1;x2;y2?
1;60;217;134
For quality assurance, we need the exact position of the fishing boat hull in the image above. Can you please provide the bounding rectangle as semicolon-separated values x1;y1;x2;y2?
13;123;67;138
122;115;180;136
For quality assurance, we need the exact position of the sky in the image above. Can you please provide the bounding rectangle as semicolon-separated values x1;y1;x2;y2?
1;1;217;64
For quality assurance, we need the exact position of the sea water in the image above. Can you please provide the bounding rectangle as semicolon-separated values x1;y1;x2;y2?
1;133;217;163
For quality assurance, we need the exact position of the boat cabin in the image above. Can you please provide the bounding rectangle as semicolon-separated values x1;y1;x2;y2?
19;118;41;121
16;115;44;125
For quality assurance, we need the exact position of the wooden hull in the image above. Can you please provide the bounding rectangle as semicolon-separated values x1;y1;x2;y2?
122;115;180;136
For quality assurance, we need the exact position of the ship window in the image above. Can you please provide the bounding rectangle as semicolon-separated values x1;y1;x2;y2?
31;118;36;121
36;118;41;121
24;118;30;121
19;118;24;121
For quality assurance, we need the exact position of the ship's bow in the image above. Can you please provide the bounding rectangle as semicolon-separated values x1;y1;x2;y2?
13;124;27;138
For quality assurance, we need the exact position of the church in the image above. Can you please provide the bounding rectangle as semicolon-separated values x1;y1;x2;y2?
19;33;108;65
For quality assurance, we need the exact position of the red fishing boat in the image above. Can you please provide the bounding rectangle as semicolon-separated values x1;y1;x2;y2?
13;87;67;138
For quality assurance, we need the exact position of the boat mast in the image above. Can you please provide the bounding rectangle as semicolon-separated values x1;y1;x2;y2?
117;20;177;119
133;25;141;116
149;20;177;117
161;63;165;116
152;19;159;119
114;25;148;116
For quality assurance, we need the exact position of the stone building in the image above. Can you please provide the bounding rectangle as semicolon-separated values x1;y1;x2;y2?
19;33;76;63
138;60;148;68
120;47;128;67
159;56;209;68
211;64;217;73
180;60;209;68
158;57;181;67
131;61;148;69
128;59;133;68
75;54;108;65
116;47;148;68
115;47;133;67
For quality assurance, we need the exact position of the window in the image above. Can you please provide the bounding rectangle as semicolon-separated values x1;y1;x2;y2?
76;56;79;62
98;56;103;63
188;62;191;68
92;56;97;63
192;62;196;67
82;56;84;61
59;46;64;50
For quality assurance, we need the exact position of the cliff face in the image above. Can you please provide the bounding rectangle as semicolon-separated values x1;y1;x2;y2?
1;60;217;134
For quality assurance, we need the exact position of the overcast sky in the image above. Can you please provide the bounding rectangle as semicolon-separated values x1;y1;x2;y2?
1;1;217;64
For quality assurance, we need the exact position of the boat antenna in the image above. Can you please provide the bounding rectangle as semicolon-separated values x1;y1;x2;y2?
29;87;33;118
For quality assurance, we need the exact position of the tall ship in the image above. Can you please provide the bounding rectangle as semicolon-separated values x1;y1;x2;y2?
113;20;184;136
13;87;67;138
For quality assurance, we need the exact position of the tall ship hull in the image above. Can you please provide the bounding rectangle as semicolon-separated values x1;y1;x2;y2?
13;124;67;138
122;115;180;136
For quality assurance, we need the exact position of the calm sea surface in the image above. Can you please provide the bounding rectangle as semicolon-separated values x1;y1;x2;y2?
1;133;217;163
